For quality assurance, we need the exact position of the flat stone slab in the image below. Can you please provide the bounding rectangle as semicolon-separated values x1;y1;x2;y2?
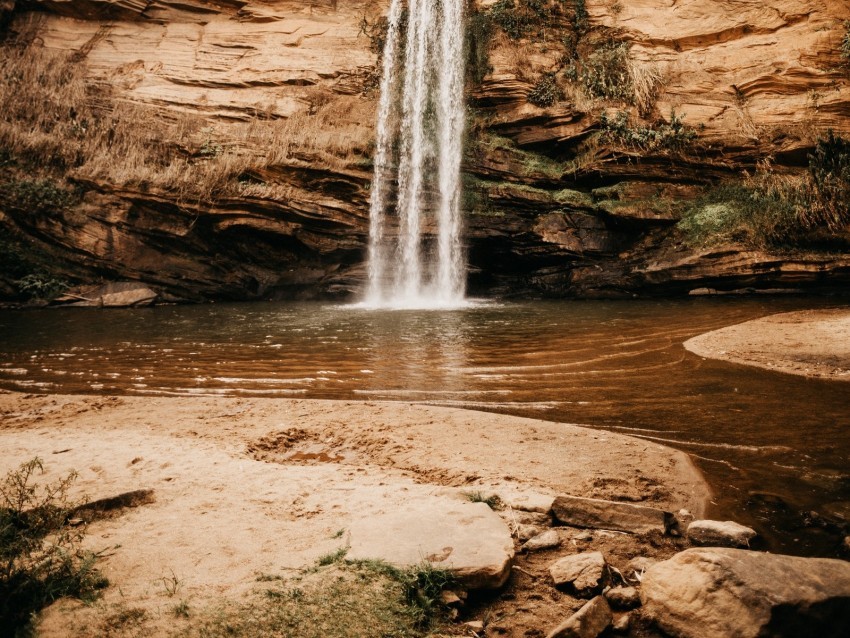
523;529;561;552
552;494;672;534
641;548;850;638
347;500;514;590
687;519;756;548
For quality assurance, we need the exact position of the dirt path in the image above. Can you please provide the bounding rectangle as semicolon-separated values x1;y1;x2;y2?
0;392;709;636
684;308;850;381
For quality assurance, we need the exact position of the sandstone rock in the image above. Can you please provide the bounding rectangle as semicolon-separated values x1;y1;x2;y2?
604;586;641;610
517;524;542;541
545;596;612;638
522;529;560;552
549;552;607;597
61;282;158;307
552;495;672;534
346;501;514;590
687;519;756;548
571;529;595;542
641;548;850;638
611;612;630;634
440;590;462;607
464;620;484;632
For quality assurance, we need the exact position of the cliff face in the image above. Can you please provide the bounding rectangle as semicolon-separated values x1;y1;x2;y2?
1;0;849;302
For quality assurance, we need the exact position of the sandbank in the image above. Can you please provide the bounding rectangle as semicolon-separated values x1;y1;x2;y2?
684;308;850;381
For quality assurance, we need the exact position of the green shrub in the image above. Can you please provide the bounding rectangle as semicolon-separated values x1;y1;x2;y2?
1;458;107;637
678;183;798;248
490;0;553;40
13;273;67;300
805;130;850;230
580;41;632;101
600;109;697;151
0;178;75;214
573;0;589;35
842;21;850;64
528;72;564;107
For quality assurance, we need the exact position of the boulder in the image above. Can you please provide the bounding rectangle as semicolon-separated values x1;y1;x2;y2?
687;519;756;548
346;501;514;590
61;282;158;308
604;586;641;610
549;552;607;597
545;596;612;638
522;529;560;552
552;495;672;534
641;548;850;638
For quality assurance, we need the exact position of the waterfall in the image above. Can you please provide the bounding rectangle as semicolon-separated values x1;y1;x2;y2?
365;0;467;309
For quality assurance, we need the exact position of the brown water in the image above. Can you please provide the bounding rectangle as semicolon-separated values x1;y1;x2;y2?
1;298;849;556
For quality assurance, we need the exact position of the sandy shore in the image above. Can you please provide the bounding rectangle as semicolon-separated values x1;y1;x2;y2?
0;391;709;636
684;308;850;381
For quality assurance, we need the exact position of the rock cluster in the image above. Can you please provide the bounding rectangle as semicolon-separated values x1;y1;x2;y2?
479;492;850;638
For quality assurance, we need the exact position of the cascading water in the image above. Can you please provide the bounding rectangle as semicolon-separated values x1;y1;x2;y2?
365;0;467;309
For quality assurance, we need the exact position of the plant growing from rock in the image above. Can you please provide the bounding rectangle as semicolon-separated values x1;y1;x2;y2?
580;40;632;101
0;458;107;636
599;109;697;152
805;130;850;230
528;72;565;107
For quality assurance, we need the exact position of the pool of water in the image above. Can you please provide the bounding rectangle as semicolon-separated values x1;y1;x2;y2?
1;297;848;555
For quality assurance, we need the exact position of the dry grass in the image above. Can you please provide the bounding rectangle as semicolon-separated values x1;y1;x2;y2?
0;38;375;205
627;55;664;117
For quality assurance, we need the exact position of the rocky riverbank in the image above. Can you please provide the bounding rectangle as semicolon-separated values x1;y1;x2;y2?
2;391;849;637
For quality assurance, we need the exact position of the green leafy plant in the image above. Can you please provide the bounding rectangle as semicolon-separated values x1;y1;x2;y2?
678;183;798;248
13;273;67;301
0;178;75;214
805;130;850;230
600;109;697;151
573;0;589;35
580;41;632;101
842;21;850;64
1;458;107;637
490;0;553;41
528;72;564;107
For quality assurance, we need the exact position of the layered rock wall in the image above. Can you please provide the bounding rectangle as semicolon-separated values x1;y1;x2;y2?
1;0;849;301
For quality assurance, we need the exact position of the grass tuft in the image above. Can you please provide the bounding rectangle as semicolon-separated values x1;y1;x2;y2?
464;491;504;510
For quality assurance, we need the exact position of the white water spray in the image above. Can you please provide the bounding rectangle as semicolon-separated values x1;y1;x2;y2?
365;0;467;309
